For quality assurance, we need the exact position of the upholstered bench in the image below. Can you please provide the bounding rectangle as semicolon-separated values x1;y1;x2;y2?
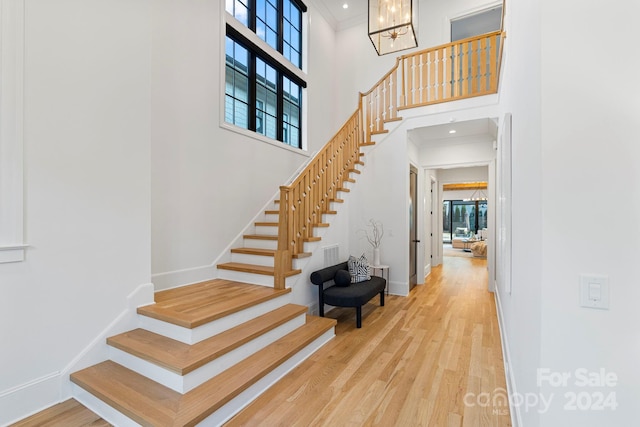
310;261;386;328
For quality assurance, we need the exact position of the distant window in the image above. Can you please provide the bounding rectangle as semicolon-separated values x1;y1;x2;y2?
451;5;503;41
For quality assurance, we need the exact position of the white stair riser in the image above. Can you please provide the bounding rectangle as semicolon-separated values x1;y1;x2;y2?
216;269;275;287
72;384;141;427
109;314;306;393
254;225;278;235
264;213;279;222
217;269;300;288
199;328;336;426
231;252;274;267
138;293;292;344
242;238;277;250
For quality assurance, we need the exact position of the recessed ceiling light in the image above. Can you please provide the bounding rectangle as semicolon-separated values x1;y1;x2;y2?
449;130;456;134
343;3;349;9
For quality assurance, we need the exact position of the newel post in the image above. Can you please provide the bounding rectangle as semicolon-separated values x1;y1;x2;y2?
274;186;292;289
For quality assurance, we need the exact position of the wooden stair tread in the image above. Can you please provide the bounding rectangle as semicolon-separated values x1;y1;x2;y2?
175;315;336;426
243;234;278;241
230;247;275;257
344;178;356;183
336;187;350;192
329;198;344;203
138;279;290;328
71;361;182;427
217;262;301;277
348;168;361;174
254;222;278;227
303;236;321;242
292;252;311;259
264;210;279;215
107;304;308;375
71;316;336;427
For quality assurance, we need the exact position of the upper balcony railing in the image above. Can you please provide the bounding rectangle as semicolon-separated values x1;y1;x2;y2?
274;31;505;288
360;30;505;142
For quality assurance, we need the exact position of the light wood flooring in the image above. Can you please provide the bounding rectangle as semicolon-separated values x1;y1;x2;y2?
9;399;111;427
11;255;510;427
226;255;511;426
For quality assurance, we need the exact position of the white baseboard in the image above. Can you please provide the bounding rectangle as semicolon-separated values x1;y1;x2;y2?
0;372;61;426
388;280;409;296
0;282;154;426
60;283;155;399
494;290;522;427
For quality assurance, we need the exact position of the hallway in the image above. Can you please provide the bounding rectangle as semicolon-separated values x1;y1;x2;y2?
228;256;511;426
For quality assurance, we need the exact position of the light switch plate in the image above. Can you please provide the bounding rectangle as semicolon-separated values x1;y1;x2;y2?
580;274;609;310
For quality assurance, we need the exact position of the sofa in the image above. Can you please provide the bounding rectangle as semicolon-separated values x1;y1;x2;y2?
451;227;473;249
310;261;386;328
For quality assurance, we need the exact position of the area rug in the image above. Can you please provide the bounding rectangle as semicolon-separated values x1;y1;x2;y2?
443;244;474;258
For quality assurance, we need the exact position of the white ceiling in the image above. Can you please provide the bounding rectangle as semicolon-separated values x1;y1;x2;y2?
408;118;497;147
313;0;368;29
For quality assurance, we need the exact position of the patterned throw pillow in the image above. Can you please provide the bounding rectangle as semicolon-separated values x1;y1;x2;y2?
348;254;371;283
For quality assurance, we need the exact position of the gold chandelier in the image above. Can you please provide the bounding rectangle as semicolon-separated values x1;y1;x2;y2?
368;0;417;55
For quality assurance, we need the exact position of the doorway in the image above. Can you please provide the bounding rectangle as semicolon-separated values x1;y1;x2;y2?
409;165;419;289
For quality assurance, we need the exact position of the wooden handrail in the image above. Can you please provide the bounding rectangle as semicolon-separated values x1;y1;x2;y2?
274;110;361;288
273;31;505;289
360;31;504;144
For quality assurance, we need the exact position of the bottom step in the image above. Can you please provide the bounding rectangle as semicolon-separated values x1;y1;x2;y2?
71;316;336;427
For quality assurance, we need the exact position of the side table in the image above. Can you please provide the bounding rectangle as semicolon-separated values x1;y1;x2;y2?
370;264;390;295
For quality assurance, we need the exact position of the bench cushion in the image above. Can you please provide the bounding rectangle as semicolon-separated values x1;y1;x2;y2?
323;275;386;308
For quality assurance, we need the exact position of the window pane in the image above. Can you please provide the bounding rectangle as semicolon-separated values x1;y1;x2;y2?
282;78;301;147
256;0;278;51
227;0;249;26
225;37;250;129
255;59;278;140
282;1;302;68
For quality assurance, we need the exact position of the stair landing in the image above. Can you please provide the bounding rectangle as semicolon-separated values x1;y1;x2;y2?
137;279;291;328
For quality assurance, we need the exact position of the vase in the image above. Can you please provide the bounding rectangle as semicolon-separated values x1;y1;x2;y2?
373;247;381;266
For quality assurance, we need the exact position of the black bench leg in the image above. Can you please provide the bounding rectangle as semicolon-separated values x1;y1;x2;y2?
380;290;385;306
356;306;362;328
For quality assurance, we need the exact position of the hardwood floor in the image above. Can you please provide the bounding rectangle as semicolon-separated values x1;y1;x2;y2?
11;256;509;426
9;399;110;427
226;256;511;427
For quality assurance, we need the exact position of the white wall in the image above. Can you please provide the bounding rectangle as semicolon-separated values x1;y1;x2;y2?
0;1;152;424
349;130;410;295
492;0;542;424
493;0;640;425
536;0;640;425
150;1;339;288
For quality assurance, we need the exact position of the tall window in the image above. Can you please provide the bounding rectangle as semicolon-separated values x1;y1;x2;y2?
225;0;306;148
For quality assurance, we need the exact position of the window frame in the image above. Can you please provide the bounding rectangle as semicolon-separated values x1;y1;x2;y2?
225;25;305;148
223;2;307;151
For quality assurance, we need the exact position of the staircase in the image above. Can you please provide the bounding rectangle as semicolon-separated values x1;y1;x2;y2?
70;280;336;426
68;30;506;426
215;201;304;287
69;130;363;426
